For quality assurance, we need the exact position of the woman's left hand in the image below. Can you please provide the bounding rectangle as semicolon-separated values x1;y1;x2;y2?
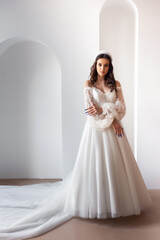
85;103;102;116
111;119;124;137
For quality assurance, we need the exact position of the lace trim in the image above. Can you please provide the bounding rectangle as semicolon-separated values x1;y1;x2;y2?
83;86;93;91
83;86;122;92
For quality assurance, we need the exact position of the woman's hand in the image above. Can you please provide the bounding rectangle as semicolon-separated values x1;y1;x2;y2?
111;119;124;137
85;103;102;116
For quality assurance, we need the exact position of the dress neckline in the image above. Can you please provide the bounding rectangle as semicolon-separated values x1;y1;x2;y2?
93;85;111;94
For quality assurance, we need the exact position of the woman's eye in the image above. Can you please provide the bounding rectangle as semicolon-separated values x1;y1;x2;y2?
98;64;108;67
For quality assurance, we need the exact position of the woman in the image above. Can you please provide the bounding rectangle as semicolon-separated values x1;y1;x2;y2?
0;50;152;239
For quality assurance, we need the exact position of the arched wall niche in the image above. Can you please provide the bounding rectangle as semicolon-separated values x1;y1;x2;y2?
99;0;138;158
0;37;62;179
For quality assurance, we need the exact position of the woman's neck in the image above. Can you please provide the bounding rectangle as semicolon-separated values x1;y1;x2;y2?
96;76;105;84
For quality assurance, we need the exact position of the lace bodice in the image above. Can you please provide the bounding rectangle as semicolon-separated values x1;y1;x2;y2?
84;85;126;130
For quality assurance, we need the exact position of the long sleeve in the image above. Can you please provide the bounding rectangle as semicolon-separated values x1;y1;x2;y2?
100;86;126;121
84;87;94;109
83;86;126;130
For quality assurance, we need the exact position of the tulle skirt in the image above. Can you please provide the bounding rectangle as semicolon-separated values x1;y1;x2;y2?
0;120;152;239
64;120;152;218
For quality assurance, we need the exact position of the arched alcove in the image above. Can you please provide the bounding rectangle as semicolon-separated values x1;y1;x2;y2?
0;37;62;179
99;0;138;157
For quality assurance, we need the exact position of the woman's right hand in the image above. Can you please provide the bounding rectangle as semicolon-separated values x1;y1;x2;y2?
111;119;124;137
85;103;103;116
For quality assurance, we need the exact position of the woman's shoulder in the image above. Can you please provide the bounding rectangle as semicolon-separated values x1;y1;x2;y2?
115;80;121;87
84;80;93;88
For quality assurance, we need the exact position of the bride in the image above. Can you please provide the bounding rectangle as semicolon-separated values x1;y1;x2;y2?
0;50;152;240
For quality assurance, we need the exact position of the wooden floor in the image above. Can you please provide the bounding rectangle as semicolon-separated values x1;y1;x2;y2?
0;179;159;240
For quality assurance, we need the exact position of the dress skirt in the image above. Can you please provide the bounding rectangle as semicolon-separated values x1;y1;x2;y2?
64;120;152;219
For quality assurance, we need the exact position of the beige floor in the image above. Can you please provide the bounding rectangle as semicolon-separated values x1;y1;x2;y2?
0;179;159;240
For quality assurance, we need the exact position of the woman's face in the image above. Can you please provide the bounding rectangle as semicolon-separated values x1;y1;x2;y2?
96;58;110;78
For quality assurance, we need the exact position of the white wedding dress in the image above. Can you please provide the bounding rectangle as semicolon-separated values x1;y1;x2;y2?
0;85;152;240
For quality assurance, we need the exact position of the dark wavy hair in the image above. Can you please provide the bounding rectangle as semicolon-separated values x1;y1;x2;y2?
88;53;117;93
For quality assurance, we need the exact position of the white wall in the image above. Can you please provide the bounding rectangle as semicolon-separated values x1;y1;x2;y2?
0;37;62;178
0;0;159;189
133;0;160;189
0;0;99;179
